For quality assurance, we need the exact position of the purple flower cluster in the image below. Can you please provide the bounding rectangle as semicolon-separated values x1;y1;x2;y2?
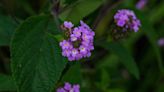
114;9;141;32
136;0;147;10
60;21;95;61
158;38;164;47
56;82;80;92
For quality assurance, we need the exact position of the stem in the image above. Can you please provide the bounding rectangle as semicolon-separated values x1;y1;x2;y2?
51;0;61;32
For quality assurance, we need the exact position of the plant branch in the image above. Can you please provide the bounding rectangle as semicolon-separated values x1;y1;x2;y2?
51;0;61;32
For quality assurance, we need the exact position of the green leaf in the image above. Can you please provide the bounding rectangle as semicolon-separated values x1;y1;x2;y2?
47;18;61;35
11;15;67;92
61;62;82;84
136;10;163;73
156;84;164;92
100;42;140;79
96;68;110;92
97;54;119;69
0;14;17;46
0;74;16;91
59;0;103;24
149;2;164;23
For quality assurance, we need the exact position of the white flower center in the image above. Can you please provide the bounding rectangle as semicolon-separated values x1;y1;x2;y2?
72;50;77;55
80;47;85;52
72;37;77;41
69;89;73;92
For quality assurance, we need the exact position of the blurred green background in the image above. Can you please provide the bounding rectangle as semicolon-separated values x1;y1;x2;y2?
0;0;164;92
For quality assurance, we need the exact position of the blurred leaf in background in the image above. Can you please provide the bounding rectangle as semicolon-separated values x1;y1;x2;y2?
59;0;103;24
0;14;17;46
99;42;139;79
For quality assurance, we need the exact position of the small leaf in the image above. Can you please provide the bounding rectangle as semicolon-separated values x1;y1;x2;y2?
100;42;140;79
59;0;103;24
11;15;67;92
0;74;16;91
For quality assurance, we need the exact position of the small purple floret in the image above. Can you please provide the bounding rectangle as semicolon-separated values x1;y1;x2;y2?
158;38;164;47
73;85;80;92
117;20;126;27
64;82;72;91
136;0;147;10
56;82;80;92
56;88;66;92
64;21;74;29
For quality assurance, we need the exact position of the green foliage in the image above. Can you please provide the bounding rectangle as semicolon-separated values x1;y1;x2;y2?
0;14;17;46
59;0;103;24
96;69;110;91
0;0;163;92
107;89;125;92
137;11;163;73
62;63;82;84
100;42;139;79
0;74;16;91
149;2;164;23
11;15;67;92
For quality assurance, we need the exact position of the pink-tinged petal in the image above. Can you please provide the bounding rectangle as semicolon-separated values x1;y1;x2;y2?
64;21;74;28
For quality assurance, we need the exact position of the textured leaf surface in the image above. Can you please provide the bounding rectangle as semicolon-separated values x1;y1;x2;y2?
11;15;67;92
101;42;139;79
0;74;16;91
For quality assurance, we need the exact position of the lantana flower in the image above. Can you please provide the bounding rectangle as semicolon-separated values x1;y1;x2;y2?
114;9;141;32
59;21;95;61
